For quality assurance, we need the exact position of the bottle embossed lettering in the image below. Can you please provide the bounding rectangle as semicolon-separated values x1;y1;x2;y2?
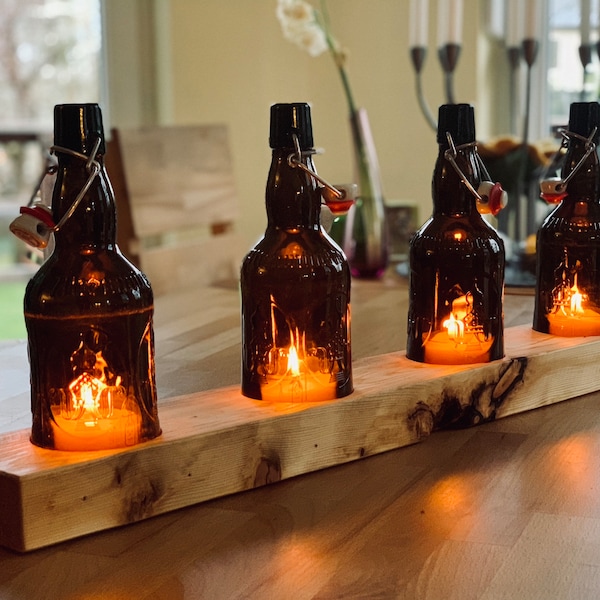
241;103;352;401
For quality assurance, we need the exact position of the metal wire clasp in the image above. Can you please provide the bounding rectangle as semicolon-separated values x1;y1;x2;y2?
444;133;487;200
539;127;597;200
287;134;345;200
9;136;103;249
49;136;102;232
444;132;507;216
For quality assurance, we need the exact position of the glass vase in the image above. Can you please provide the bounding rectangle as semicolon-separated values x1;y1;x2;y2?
330;108;388;278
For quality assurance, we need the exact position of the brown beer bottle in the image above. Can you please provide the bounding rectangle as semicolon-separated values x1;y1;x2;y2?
534;101;600;336
25;103;161;450
406;104;505;364
241;103;352;401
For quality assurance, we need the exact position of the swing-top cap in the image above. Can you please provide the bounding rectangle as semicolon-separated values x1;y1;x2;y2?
54;103;106;155
269;103;314;149
437;103;475;148
568;102;600;142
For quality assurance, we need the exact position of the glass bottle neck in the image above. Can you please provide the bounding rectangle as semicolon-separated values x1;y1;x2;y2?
563;139;600;201
52;153;117;250
266;147;321;231
432;145;481;217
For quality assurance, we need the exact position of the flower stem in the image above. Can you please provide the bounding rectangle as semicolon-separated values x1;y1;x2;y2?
318;0;357;116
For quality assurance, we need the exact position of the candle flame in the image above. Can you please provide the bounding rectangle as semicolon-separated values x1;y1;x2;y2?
287;344;301;376
64;347;123;424
443;312;465;340
68;372;110;424
570;284;584;315
552;270;588;317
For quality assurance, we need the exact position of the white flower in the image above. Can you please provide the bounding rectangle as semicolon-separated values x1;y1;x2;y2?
276;0;328;57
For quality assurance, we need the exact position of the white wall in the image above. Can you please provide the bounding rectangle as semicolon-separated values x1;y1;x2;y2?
105;0;485;249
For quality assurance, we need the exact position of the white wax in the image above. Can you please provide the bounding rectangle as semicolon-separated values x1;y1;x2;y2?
409;0;429;48
437;0;463;46
581;0;592;45
506;0;522;47
524;0;540;40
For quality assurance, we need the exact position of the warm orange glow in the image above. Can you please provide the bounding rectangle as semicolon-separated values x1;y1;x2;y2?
50;347;141;451
548;273;600;336
424;330;493;365
287;343;301;376
428;474;472;512
260;340;336;402
538;435;597;510
423;474;476;538
70;374;99;417
260;311;337;402
67;372;121;424
259;298;338;402
570;284;583;314
442;312;465;340
424;293;493;364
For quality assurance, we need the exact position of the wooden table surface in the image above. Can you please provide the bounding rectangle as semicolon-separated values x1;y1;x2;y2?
2;273;598;599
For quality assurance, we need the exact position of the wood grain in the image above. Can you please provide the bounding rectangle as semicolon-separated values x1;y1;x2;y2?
5;280;600;597
106;124;245;295
2;323;599;552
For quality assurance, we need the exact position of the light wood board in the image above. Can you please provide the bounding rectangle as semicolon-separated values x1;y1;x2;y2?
1;324;599;552
106;124;245;296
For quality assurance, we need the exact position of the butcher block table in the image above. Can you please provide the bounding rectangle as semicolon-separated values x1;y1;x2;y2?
1;273;600;599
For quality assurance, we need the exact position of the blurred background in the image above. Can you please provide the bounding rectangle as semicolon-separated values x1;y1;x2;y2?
0;0;596;337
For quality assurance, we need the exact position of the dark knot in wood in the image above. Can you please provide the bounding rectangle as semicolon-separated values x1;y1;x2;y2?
407;357;528;433
253;455;282;487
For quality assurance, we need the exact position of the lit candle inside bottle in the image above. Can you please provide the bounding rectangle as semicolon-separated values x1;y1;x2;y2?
423;294;494;364
50;371;141;451
260;340;336;402
547;277;600;336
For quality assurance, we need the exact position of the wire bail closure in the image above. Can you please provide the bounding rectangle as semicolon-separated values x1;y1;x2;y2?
50;136;102;232
444;132;507;216
9;137;102;249
288;133;356;216
539;127;597;204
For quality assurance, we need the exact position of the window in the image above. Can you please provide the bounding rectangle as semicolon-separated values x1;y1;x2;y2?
547;0;600;130
0;0;103;279
0;0;102;128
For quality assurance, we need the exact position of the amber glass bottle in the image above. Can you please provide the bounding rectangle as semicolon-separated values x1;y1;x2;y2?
534;101;600;336
406;104;505;364
241;103;352;401
25;104;161;450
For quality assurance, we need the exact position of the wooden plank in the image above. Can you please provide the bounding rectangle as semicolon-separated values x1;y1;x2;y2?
105;128;141;266
109;124;245;293
117;124;240;237
140;231;245;296
1;324;599;552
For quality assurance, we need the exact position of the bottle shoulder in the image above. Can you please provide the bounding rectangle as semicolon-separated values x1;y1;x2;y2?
539;197;600;238
414;213;503;241
25;248;153;315
410;214;504;261
241;228;349;275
